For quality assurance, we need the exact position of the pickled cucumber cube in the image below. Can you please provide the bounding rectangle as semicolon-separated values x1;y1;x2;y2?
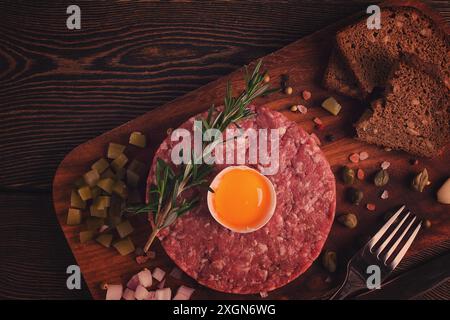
101;169;115;179
97;178;115;194
107;143;126;159
86;217;105;230
108;211;122;227
113;180;128;199
114;167;126;180
126;170;140;188
113;237;135;256
80;230;95;243
91;158;109;174
96;234;113;248
67;208;82;225
90;205;108;218
70;190;86;209
127;189;142;205
128;159;146;176
116;220;134;238
91;186;102;199
83;169;100;187
94;196;111;210
109;195;124;215
111;153;128;172
321;97;342;116
129;132;146;148
78;185;92;201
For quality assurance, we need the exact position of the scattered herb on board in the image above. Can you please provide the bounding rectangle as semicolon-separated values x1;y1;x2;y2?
126;60;272;253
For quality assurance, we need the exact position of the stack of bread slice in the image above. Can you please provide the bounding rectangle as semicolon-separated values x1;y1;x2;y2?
323;6;449;157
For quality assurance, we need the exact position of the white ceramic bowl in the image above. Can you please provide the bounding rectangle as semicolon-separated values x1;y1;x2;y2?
207;165;277;233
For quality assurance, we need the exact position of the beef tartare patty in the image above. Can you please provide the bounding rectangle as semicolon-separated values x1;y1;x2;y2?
147;106;336;294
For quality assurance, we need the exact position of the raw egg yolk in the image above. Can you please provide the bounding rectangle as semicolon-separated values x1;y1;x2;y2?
211;168;272;231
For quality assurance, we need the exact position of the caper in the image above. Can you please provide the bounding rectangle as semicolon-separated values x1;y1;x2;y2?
342;166;355;185
348;187;363;205
374;169;389;187
412;168;429;192
337;213;358;229
322;250;337;273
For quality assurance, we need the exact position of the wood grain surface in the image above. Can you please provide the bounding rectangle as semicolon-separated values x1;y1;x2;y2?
0;0;449;299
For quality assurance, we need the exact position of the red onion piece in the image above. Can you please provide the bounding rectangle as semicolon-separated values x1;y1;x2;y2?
152;267;166;282
122;288;135;300
137;268;152;288
126;274;139;291
155;287;172;300
157;279;166;289
135;284;150;300
145;291;156;300
174;285;195;300
105;284;123;300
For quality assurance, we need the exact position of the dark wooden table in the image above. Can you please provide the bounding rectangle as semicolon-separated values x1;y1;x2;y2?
0;0;448;299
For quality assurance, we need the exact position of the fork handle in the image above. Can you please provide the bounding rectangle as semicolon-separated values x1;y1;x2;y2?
330;268;367;300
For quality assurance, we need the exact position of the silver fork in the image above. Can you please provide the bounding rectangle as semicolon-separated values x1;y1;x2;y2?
330;205;422;300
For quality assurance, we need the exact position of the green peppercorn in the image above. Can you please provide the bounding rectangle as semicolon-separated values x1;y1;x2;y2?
322;250;337;273
338;213;358;229
342;166;355;185
348;187;363;205
374;169;389;187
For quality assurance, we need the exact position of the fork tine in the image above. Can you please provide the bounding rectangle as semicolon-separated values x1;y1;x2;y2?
382;216;416;265
389;221;422;270
368;205;405;251
375;212;410;258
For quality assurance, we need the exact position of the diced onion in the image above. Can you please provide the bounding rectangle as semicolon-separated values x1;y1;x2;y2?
145;291;156;300
173;285;195;300
126;274;139;291
157;279;166;289
137;268;152;288
259;291;268;298
134;285;150;300
152;267;166;282
122;288;135;300
155;287;171;300
105;284;123;300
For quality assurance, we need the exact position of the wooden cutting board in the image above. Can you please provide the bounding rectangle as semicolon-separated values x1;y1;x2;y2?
53;0;450;300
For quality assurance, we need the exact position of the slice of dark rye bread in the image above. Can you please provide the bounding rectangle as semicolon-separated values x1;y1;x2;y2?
336;6;449;96
356;59;449;157
323;49;362;99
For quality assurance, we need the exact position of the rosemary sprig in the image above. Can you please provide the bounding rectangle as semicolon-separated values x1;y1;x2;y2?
127;60;270;253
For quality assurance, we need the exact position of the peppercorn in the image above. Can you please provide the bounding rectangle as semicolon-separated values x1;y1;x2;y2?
284;86;293;95
423;219;432;229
